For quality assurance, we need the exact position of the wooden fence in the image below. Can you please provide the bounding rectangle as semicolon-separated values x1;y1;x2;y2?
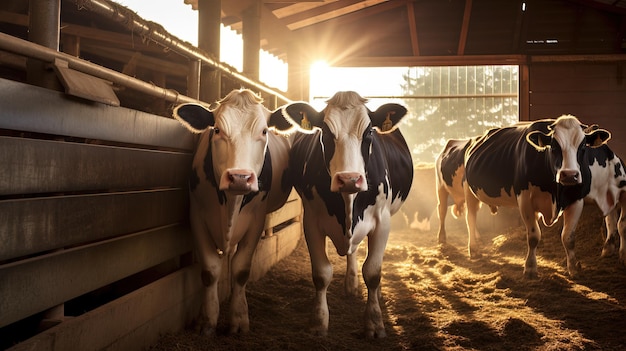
0;77;302;350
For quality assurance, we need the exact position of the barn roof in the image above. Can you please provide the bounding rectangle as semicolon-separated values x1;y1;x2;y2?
209;0;626;66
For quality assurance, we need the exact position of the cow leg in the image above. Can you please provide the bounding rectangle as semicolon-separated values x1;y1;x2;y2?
561;200;584;277
345;247;360;297
228;227;263;334
362;224;389;339
518;197;541;279
464;183;481;258
601;207;620;258
436;185;449;244
305;227;332;336
617;199;626;265
190;209;223;337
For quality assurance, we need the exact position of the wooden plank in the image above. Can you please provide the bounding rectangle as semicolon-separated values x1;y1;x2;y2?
53;59;121;106
0;224;193;328
0;78;193;150
264;199;301;231
8;264;202;351
0;189;188;262
0;136;192;195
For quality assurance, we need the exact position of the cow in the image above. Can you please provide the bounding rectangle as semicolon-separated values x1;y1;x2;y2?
437;129;626;273
582;142;626;263
278;91;413;338
172;89;293;336
463;115;612;278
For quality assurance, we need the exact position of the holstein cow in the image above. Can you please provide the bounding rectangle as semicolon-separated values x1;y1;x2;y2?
463;115;611;278
172;89;292;335
437;129;626;272
582;141;626;262
279;91;413;338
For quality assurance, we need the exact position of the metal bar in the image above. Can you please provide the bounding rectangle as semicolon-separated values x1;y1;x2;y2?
313;93;519;100
69;0;290;104
0;32;200;106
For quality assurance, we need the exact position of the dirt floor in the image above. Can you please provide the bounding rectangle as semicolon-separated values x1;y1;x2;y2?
149;205;626;351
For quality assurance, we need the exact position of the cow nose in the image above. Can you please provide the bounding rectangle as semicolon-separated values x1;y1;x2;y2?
219;169;259;193
331;172;366;193
558;170;580;186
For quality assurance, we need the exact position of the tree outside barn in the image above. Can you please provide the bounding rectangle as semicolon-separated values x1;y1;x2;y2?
399;65;519;164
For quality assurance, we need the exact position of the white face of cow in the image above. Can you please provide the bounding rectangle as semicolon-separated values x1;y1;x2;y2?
526;115;611;186
324;104;371;193
172;89;272;195
550;118;586;185
212;103;270;194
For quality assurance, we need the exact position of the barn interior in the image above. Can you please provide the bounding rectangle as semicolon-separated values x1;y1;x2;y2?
0;0;625;349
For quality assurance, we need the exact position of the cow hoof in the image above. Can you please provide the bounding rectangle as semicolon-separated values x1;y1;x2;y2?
523;269;539;280
601;245;616;258
228;324;250;335
196;324;217;338
365;327;387;339
567;262;583;278
309;326;328;337
469;251;482;259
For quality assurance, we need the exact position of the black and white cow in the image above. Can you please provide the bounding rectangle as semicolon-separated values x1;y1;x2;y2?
583;142;626;262
278;91;413;338
463;115;612;278
173;89;292;335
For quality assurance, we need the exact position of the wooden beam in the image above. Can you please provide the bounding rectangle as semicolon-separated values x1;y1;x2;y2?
407;2;419;56
336;54;528;67
457;0;472;55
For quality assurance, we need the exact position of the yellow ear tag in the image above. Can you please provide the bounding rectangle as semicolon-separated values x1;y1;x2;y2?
381;111;395;132
300;111;312;130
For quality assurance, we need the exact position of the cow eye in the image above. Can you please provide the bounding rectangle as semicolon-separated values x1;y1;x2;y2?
214;127;220;134
262;128;268;135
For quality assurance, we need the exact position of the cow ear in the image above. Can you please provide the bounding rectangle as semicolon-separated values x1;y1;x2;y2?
526;130;552;151
370;104;408;132
173;103;215;133
269;108;295;133
282;102;322;132
586;128;611;147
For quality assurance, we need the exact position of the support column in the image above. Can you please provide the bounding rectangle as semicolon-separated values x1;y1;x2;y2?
287;41;309;101
27;0;62;90
198;0;221;105
242;1;261;82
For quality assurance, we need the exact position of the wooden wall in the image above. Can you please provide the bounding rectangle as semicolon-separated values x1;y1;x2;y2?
529;61;626;157
0;77;303;350
0;77;194;338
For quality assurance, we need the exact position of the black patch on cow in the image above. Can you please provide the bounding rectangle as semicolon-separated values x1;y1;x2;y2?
441;140;471;188
465;122;559;200
176;103;214;131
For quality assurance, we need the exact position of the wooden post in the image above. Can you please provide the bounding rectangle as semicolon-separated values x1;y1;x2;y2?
198;0;221;106
242;1;261;82
188;59;201;100
27;0;62;90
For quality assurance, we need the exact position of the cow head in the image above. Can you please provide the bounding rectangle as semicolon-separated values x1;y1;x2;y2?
281;91;407;193
526;115;611;186
173;89;291;195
